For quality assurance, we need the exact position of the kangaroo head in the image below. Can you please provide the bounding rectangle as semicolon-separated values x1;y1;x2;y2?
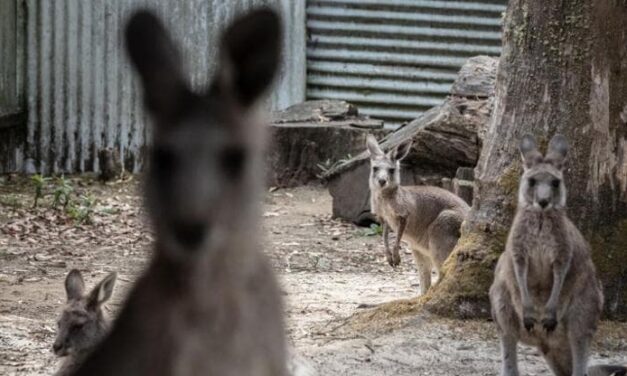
125;9;281;255
518;134;568;210
366;135;412;192
53;269;116;357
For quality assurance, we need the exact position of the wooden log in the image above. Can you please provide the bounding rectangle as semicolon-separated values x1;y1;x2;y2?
266;100;385;188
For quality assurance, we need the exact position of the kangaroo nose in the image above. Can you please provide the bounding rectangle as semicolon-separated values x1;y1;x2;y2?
538;199;549;208
172;221;206;250
378;179;386;187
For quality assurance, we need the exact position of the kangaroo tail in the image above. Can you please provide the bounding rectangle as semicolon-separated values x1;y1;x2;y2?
588;365;627;376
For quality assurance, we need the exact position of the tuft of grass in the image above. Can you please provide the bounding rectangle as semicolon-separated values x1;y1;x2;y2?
362;223;383;237
30;174;51;208
66;195;96;225
52;176;74;209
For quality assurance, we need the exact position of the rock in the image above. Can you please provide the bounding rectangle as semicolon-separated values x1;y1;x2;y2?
324;56;497;224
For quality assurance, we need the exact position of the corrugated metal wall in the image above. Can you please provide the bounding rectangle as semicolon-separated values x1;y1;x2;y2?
7;0;305;174
0;0;26;174
306;0;507;128
0;0;24;119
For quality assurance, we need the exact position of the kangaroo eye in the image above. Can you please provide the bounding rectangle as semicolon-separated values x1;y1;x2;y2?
220;146;247;180
551;179;560;188
372;166;379;173
528;178;536;187
388;168;395;175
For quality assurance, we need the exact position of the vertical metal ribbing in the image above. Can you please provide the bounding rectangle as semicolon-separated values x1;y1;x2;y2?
14;0;305;174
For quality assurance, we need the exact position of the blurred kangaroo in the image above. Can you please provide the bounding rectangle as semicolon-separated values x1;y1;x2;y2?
490;134;626;376
366;135;470;294
71;8;285;376
53;269;116;376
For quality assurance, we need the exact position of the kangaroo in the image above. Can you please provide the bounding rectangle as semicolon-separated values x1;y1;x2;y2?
53;269;117;376
490;134;626;376
366;135;470;294
71;8;285;376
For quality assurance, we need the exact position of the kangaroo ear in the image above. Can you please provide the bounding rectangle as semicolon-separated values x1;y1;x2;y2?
390;140;412;162
545;134;568;169
87;272;117;310
65;269;85;301
519;134;542;169
366;134;383;158
125;10;188;120
213;8;282;107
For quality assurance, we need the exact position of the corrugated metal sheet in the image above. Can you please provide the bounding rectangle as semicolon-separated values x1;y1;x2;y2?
1;0;20;118
306;0;507;128
6;0;305;174
0;0;26;174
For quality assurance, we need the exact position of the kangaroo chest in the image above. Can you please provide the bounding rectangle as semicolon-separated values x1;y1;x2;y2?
376;199;406;231
520;218;563;294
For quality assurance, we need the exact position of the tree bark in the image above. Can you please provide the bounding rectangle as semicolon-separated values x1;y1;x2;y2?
423;0;627;319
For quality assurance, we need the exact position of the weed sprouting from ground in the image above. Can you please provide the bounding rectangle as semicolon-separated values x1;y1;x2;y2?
30;175;51;208
52;176;73;209
363;223;383;237
66;195;97;225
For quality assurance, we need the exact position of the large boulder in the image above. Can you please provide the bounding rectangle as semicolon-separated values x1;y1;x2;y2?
324;56;497;224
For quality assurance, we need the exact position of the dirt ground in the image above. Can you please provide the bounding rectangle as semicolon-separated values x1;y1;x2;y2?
0;177;625;375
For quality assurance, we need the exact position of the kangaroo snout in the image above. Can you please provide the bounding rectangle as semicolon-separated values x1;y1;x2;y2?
378;178;387;187
538;199;549;208
52;340;67;356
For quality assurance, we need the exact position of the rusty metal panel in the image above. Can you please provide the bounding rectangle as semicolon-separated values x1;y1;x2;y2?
9;0;305;174
306;0;507;128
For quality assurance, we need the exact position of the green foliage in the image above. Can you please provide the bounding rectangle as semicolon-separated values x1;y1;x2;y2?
363;223;383;237
66;195;96;225
52;176;74;209
30;174;51;208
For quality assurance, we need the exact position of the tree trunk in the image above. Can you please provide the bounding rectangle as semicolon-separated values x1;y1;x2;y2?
423;0;627;319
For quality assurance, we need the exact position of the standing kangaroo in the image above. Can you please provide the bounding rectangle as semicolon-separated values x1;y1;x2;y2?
490;134;626;376
366;135;469;294
72;8;286;376
53;269;116;376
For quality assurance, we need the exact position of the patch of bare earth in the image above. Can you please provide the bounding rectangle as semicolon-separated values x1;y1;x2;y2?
0;178;625;375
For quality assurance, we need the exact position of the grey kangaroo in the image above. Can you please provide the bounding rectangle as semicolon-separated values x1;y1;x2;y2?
490;134;626;376
366;135;470;294
72;8;286;376
53;269;116;376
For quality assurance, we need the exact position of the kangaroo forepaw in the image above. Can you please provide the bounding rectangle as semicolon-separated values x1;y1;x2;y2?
541;312;558;332
523;316;536;332
542;317;557;332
